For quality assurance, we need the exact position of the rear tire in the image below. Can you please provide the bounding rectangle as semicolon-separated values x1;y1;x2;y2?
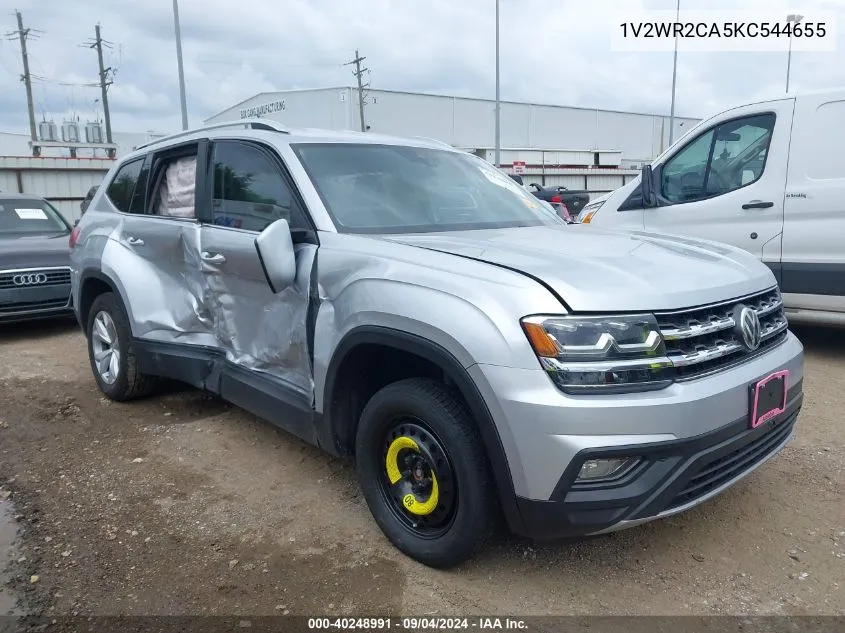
355;378;495;568
86;292;155;401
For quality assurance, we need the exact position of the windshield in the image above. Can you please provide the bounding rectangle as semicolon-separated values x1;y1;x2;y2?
0;198;69;235
293;143;565;234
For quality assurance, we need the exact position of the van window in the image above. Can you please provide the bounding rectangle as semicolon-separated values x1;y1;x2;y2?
807;101;845;180
661;130;714;203
661;113;775;204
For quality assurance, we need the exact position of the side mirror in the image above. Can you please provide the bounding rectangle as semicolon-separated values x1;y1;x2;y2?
254;219;296;293
641;165;657;208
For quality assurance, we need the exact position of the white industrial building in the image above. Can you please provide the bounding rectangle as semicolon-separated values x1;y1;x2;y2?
206;87;701;194
0;87;700;221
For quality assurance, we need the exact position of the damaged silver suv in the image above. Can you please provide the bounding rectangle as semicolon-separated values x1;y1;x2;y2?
70;120;804;568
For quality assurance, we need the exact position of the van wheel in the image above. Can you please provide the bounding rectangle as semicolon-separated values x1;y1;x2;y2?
355;378;495;568
86;292;155;401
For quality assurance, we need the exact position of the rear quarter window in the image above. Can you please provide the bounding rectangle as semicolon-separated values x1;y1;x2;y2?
106;159;144;212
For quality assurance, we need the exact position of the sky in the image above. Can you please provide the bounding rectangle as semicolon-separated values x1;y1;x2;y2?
0;0;843;136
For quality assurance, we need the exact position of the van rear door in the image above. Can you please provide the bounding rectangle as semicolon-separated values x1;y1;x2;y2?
642;98;794;269
780;90;845;318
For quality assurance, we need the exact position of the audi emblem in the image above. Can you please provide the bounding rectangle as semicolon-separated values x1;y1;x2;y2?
12;273;48;286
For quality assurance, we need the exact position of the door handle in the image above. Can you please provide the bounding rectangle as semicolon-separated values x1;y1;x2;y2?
742;201;774;210
126;236;144;246
201;251;226;265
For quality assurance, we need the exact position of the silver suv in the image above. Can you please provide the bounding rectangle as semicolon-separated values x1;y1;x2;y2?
70;120;804;568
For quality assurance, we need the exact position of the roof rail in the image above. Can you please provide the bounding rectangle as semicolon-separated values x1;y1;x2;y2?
134;119;290;150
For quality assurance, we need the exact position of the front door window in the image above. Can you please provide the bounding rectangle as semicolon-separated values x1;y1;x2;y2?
661;113;776;204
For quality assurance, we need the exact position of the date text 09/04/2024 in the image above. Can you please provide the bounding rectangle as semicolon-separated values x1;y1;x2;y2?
307;617;528;630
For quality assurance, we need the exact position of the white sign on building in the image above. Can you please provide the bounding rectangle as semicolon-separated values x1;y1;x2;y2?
240;100;286;119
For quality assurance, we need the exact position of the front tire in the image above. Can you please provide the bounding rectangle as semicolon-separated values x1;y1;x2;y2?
355;378;495;568
87;292;155;401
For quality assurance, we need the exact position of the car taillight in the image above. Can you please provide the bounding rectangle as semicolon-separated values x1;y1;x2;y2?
69;226;80;249
550;195;562;204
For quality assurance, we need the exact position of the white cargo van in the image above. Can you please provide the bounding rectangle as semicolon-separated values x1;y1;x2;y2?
579;88;845;326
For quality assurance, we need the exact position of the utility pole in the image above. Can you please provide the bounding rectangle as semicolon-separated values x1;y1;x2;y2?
172;0;189;130
88;24;114;156
785;14;804;93
8;11;38;146
494;0;501;168
345;50;369;132
668;0;680;146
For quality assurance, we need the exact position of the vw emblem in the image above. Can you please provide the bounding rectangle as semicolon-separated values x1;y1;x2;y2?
734;304;762;351
12;273;48;286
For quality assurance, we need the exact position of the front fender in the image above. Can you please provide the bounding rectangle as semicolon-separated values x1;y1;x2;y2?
321;324;528;536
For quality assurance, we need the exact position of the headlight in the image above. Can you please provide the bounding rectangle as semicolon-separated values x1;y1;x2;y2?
578;201;604;223
521;314;673;394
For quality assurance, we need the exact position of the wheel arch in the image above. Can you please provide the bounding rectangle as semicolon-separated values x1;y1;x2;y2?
78;269;127;336
320;325;526;534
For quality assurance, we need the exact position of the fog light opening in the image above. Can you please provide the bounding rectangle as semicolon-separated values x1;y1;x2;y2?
577;457;641;482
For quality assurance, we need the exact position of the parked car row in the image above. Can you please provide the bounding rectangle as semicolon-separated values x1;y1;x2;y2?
62;118;803;569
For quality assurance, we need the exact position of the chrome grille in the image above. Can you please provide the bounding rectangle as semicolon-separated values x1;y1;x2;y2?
656;288;788;380
0;267;71;289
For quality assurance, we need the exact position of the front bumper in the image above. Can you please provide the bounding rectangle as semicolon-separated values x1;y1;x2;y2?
470;330;804;540
0;284;73;323
516;387;800;538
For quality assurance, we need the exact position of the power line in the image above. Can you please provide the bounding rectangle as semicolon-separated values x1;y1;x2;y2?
344;49;369;132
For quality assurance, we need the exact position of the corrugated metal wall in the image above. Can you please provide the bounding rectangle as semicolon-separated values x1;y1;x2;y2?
539;175;587;189
0;156;112;223
357;90;701;160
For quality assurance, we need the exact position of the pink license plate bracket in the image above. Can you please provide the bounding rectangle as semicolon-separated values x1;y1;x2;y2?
750;370;789;429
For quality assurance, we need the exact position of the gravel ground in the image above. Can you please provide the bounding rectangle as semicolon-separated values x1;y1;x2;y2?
0;319;843;617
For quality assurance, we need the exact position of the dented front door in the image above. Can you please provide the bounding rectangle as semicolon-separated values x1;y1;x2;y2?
197;138;315;399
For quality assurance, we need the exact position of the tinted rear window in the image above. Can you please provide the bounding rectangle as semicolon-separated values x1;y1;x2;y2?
0;199;69;235
106;159;144;212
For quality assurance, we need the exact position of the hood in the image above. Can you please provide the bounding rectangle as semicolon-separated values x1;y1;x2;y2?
0;233;71;270
382;225;775;312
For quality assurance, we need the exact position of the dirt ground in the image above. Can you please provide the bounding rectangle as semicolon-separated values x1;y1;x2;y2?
0;319;843;618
